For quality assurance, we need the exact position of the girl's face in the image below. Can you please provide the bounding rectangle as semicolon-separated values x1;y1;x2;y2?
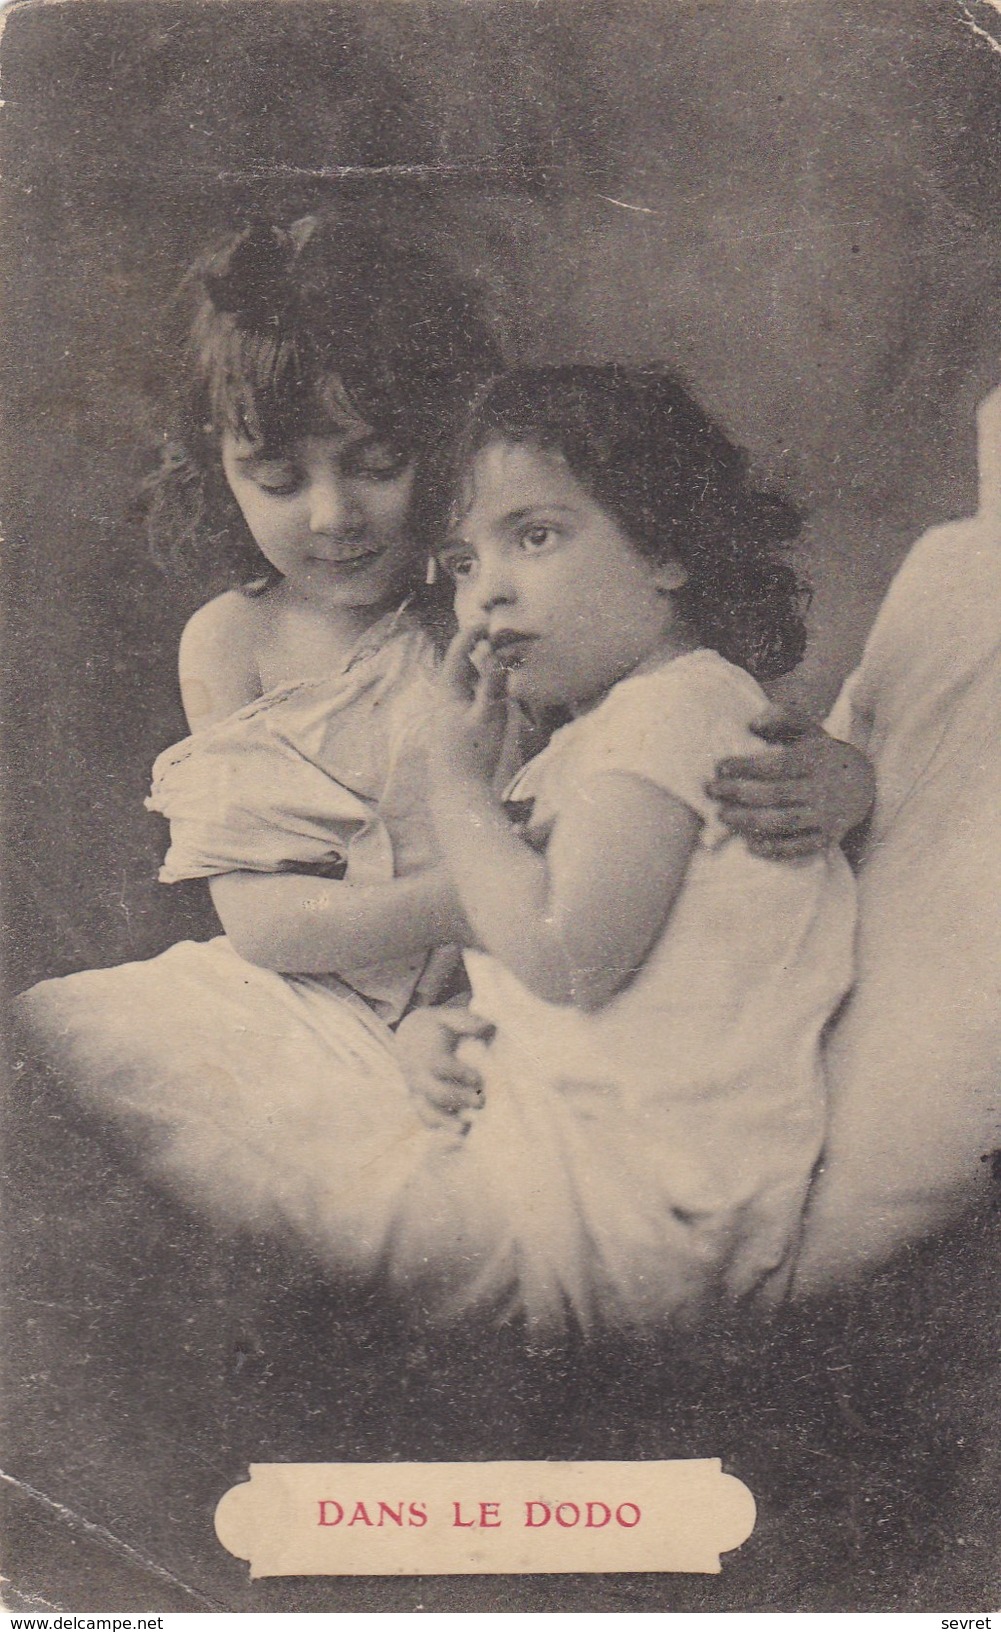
440;439;690;714
221;414;422;612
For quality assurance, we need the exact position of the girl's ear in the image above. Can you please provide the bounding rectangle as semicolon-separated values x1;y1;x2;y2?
653;558;689;595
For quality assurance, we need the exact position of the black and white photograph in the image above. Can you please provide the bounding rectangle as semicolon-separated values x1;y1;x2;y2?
2;0;1000;1613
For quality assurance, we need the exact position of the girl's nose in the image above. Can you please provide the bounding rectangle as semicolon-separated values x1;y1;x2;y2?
475;560;516;614
309;476;356;535
480;589;515;616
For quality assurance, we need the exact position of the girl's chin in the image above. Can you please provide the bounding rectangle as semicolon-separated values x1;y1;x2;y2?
499;656;597;716
502;668;535;701
294;574;406;610
505;673;561;713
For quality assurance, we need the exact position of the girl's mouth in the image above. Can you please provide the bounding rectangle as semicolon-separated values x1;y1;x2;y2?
310;546;382;571
489;630;537;670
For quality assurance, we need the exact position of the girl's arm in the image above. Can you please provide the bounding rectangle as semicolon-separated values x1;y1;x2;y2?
208;866;466;975
432;768;699;1012
429;629;698;1011
177;593;470;975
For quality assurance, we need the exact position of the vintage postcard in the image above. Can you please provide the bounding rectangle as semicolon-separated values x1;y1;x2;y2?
2;0;1000;1614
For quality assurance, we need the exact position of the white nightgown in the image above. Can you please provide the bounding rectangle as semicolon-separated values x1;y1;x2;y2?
16;609;458;1269
383;652;857;1333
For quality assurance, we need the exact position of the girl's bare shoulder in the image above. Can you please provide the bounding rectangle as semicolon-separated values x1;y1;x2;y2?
178;589;269;729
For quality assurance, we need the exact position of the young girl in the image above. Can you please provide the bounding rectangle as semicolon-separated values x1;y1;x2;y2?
16;210;501;1262
386;366;858;1335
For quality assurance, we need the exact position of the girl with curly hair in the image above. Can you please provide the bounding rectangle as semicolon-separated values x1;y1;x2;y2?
396;365;857;1333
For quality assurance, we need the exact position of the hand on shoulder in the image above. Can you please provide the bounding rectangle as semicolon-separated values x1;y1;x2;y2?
178;590;264;730
707;706;876;859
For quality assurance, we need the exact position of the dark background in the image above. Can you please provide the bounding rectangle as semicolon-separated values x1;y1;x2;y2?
2;0;1000;1613
3;0;1001;993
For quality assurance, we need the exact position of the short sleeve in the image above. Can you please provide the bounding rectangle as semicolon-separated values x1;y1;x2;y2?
564;654;769;845
824;664;872;752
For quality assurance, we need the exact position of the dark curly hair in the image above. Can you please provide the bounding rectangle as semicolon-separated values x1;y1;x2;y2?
439;364;808;681
141;209;502;607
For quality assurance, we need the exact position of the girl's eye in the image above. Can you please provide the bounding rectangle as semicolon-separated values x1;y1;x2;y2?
520;524;557;551
441;552;475;582
254;466;303;496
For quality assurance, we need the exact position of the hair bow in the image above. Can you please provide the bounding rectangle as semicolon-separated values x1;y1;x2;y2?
202;218;315;327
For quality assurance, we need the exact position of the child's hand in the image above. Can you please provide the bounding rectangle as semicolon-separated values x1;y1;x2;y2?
431;626;510;787
706;707;876;859
395;1004;494;1130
